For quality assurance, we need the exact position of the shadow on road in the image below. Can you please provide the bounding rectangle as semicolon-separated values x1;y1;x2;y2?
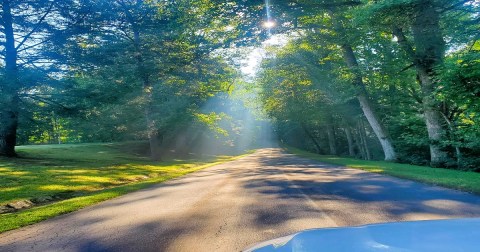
236;149;480;228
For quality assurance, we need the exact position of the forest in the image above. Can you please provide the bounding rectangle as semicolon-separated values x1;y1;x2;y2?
1;0;479;170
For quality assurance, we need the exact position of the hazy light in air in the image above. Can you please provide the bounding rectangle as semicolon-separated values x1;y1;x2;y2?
263;21;275;29
240;35;289;76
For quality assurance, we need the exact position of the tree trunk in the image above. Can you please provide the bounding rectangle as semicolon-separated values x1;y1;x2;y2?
148;129;163;161
392;0;448;166
326;124;337;155
301;124;322;154
131;25;161;161
418;71;448;166
440;111;462;168
0;99;18;157
414;1;448;166
119;2;162;161
344;127;355;157
358;120;372;160
341;45;397;161
353;128;366;160
51;112;61;144
0;0;19;157
328;11;396;161
144;94;161;160
187;131;204;156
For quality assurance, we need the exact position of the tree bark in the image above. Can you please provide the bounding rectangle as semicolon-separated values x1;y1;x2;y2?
358;120;372;160
131;21;161;160
344;127;355;157
341;45;397;161
418;70;448;166
0;97;19;157
148;129;163;161
353;128;366;160
142;78;162;160
326;124;337;155
301;124;322;154
440;111;462;168
392;0;449;166
0;0;19;157
119;1;162;160
327;10;396;161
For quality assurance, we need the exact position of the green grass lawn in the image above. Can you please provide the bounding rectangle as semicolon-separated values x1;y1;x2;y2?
0;142;248;233
286;147;480;195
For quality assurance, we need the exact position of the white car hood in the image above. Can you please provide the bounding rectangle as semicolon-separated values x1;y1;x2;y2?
245;218;480;252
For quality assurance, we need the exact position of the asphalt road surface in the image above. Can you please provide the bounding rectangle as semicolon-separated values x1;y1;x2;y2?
1;148;480;252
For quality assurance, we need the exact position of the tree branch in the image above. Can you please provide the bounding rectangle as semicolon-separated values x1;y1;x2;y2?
25;94;72;111
440;0;472;13
15;1;56;51
392;26;417;62
407;87;422;103
398;63;415;73
17;38;52;53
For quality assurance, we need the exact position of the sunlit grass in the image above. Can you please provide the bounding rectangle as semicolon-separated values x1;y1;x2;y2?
286;147;480;195
0;142;249;233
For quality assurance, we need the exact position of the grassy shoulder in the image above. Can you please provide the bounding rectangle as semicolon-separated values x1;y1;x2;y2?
286;147;480;195
0;142;250;233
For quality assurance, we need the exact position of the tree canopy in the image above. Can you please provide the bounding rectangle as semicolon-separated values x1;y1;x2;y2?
1;0;479;170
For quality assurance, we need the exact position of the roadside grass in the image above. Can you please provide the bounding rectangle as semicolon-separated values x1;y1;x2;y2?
286;147;480;195
0;142;250;233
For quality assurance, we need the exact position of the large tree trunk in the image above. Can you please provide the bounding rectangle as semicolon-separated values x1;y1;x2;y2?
341;45;397;161
0;98;18;157
328;11;396;161
418;70;448;166
120;2;162;161
0;0;19;157
393;0;448;166
131;26;162;161
414;0;448;167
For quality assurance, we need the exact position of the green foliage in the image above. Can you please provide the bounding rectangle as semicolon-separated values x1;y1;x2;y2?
257;37;380;157
435;48;480;170
9;0;247;155
195;112;230;137
255;0;480;168
2;0;480;169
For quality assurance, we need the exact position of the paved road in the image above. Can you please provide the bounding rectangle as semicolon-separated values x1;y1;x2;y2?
1;148;480;252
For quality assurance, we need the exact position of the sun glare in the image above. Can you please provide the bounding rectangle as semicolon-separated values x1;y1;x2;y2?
263;21;275;29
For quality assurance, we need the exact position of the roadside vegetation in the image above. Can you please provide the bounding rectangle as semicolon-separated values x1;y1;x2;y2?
287;147;480;195
0;142;248;233
256;1;480;170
